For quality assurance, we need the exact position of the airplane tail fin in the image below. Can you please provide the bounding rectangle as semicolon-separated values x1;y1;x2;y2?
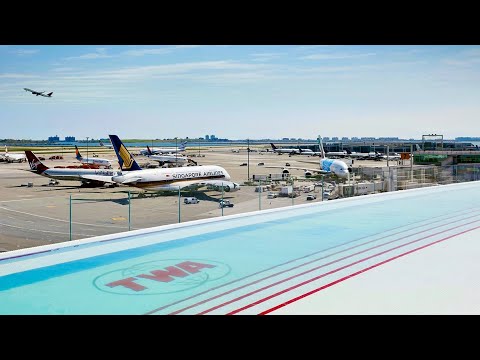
4;145;7;154
75;145;82;160
415;144;421;151
99;140;104;147
47;92;53;97
146;145;153;155
270;143;277;150
179;141;187;150
25;151;49;174
109;135;143;171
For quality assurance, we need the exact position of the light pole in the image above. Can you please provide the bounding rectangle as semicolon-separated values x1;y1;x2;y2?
86;137;89;161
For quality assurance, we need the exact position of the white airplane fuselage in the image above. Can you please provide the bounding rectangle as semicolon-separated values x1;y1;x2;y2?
112;165;236;191
40;168;121;182
78;157;112;167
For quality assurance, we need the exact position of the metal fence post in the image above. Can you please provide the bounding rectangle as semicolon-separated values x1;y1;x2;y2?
128;191;131;231
259;180;262;211
178;187;181;223
69;194;72;241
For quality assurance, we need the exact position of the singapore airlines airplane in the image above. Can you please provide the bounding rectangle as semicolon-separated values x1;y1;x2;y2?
139;141;187;156
2;145;26;163
267;136;351;178
25;151;119;187
75;146;112;168
109;135;240;192
23;88;53;97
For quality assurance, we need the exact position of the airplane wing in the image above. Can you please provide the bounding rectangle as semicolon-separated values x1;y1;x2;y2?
80;175;118;184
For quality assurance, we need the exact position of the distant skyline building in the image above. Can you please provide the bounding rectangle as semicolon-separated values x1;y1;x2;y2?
48;135;59;142
205;135;210;140
65;136;75;142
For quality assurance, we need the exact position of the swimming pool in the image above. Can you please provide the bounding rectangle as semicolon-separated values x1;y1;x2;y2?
1;181;479;314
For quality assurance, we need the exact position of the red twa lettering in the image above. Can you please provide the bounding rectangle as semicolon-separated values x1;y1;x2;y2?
137;266;189;283
106;277;147;292
104;261;217;292
176;261;216;273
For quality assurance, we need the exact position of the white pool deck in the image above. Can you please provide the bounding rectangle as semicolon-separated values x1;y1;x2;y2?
1;181;480;315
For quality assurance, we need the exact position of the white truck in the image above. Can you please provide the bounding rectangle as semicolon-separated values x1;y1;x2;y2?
280;185;293;196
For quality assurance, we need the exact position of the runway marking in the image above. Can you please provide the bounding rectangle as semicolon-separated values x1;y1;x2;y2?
112;217;127;221
0;206;129;229
0;221;91;236
46;205;56;208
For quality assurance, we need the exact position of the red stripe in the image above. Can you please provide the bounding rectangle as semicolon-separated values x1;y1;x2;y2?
170;213;480;315
218;222;480;315
259;225;480;314
144;207;479;315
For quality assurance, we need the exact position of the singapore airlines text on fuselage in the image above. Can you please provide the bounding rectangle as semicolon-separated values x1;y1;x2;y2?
172;170;224;179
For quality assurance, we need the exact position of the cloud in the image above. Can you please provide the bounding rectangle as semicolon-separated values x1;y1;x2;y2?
443;47;480;66
301;52;376;60
64;48;112;60
250;52;285;62
122;45;202;57
10;48;39;56
0;73;40;79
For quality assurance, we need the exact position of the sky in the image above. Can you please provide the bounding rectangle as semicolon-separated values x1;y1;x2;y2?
1;45;480;140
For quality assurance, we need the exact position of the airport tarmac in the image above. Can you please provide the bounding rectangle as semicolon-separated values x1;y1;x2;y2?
0;146;399;252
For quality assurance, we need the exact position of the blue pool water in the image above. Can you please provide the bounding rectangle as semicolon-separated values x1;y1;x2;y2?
1;181;479;314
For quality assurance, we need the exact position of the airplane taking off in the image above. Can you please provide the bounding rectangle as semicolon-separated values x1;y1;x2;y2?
2;145;26;163
139;141;187;156
25;151;119;187
75;146;112;168
266;135;352;178
23;88;53;97
270;143;314;155
109;135;240;192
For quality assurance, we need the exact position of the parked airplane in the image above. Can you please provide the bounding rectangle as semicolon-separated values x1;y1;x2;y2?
109;135;240;192
2;146;26;163
266;136;351;178
144;146;195;166
381;152;401;160
346;150;383;160
270;143;314;155
139;141;187;155
25;151;119;187
23;88;53;97
75;145;112;168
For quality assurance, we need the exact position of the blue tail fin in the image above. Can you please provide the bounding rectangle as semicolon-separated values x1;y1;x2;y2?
108;135;142;171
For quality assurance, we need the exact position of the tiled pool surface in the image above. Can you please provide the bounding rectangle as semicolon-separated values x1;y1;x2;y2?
1;181;479;314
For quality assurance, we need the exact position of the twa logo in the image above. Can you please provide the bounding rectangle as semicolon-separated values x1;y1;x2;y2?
94;259;231;295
